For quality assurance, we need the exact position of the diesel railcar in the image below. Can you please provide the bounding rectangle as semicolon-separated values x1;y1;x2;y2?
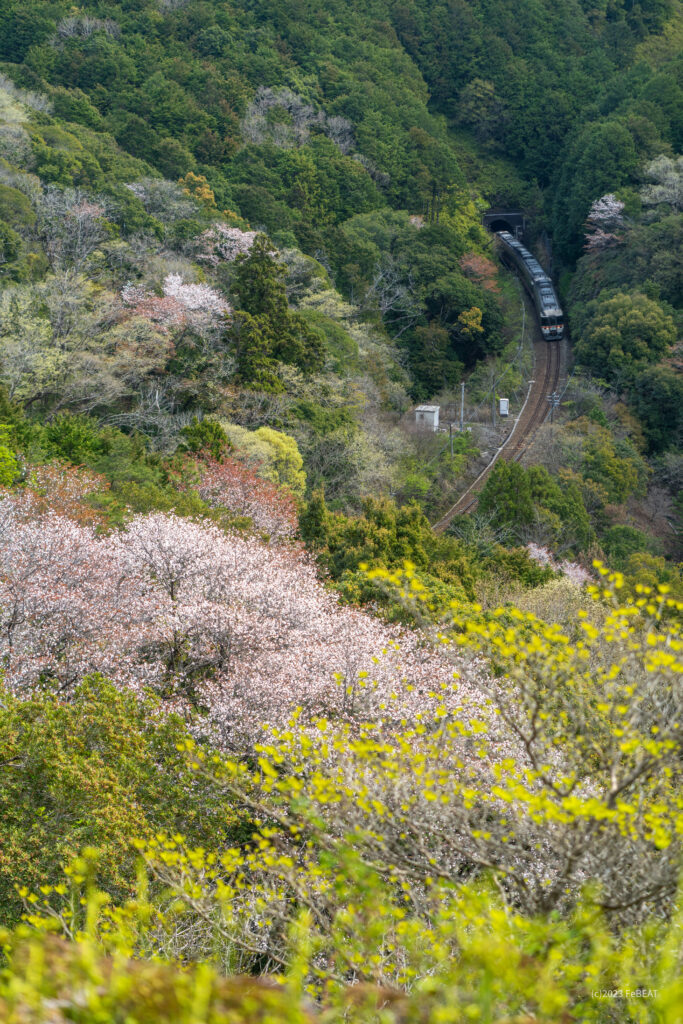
496;231;564;339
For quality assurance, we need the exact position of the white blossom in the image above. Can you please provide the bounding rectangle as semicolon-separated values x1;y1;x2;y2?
641;154;683;211
527;543;592;585
197;224;258;266
162;273;230;314
584;194;625;251
0;498;485;748
242;87;355;153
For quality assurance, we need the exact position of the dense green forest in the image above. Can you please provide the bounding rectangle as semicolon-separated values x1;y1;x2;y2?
0;0;680;561
0;0;681;1020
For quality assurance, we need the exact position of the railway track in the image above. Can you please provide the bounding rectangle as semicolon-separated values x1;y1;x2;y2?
432;335;561;532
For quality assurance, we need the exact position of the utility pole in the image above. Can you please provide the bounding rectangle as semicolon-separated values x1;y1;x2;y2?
449;421;454;457
547;391;561;423
459;381;465;432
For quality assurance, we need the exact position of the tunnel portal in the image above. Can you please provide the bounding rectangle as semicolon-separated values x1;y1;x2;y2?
482;210;527;238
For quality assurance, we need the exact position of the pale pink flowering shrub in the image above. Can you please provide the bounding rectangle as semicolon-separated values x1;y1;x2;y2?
584;194;625;251
526;543;592;585
526;543;553;567
0;499;481;747
121;282;187;331
197;224;258;266
162;273;230;314
558;559;593;586
0;497;161;695
586;194;625;225
19;462;109;528
119;276;230;331
195;457;298;539
121;283;148;306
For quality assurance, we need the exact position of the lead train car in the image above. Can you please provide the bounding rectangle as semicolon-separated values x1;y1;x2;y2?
496;231;564;339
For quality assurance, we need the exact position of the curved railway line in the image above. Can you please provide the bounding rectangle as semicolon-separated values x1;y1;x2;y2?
432;333;562;533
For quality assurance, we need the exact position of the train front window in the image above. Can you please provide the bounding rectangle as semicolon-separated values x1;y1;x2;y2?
541;315;563;333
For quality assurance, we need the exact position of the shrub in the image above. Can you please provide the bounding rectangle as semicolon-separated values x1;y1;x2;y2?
5;870;681;1022
0;678;237;926
4;575;682;1023
0;424;20;485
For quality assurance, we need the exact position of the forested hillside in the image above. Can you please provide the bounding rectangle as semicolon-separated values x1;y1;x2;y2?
0;0;680;556
0;1;681;1021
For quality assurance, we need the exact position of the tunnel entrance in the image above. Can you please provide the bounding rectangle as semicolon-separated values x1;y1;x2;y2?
489;218;516;233
482;210;527;238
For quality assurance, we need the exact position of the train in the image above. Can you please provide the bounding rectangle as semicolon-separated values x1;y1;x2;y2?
495;231;564;340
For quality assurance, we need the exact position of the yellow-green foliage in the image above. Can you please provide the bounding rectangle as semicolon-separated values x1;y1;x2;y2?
12;574;681;1022
0;678;245;927
0;425;19;485
0;83;28;126
502;574;594;627
221;423;306;497
10;846;682;1023
570;417;649;503
0;932;313;1024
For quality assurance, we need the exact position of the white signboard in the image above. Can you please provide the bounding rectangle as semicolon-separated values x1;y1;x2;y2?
499;398;509;417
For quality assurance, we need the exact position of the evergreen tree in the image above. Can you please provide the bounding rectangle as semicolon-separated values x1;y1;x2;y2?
629;365;683;454
178;417;231;461
299;487;329;549
479;462;534;532
230;235;325;377
224;312;282;392
231;235;291;327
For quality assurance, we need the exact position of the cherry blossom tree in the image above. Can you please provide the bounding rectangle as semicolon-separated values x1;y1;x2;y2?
124;179;198;225
241;86;355;153
0;497;158;695
584;194;625;251
586;193;625;227
36;188;110;268
459;253;500;293
162;274;230;315
194;457;298;539
242;88;321;149
118;276;230;344
110;515;479;744
120;283;187;332
526;542;593;586
55;16;119;40
641;155;683;211
20;462;109;528
197;224;258;267
0;500;478;747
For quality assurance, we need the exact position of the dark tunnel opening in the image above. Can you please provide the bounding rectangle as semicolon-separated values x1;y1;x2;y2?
488;218;516;234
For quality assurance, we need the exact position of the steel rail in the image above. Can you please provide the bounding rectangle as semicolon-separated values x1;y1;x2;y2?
432;337;561;532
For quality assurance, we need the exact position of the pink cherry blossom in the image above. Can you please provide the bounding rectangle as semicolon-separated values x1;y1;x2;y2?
526;543;592;585
0;498;484;748
196;224;258;266
0;497;160;694
194;457;298;539
162;273;230;315
119;276;230;333
121;282;187;331
584;194;625;251
20;462;109;528
586;194;625;226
